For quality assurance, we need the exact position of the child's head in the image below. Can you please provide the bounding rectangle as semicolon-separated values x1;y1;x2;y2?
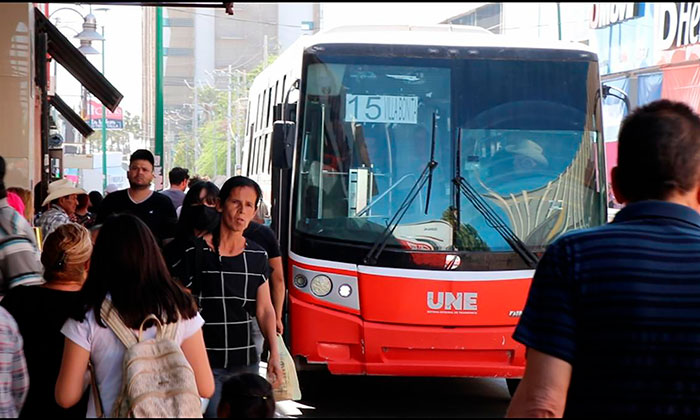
217;373;275;418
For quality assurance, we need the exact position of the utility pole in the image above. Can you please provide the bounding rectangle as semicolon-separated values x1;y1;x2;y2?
101;25;107;192
556;3;562;41
263;35;268;65
236;70;245;175
193;81;199;173
155;7;164;190
213;103;217;176
226;64;232;177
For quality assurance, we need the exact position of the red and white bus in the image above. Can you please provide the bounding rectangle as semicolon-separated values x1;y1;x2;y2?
243;25;607;392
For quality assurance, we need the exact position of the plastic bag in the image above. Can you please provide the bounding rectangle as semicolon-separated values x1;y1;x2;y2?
272;334;302;401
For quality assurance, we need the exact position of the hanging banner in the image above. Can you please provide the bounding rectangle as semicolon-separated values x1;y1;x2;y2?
87;100;124;130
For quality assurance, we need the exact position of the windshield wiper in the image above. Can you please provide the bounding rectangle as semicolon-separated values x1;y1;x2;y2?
453;131;539;268
424;112;438;215
363;113;439;266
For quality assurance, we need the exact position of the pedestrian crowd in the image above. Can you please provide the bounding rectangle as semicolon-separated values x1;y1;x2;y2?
0;147;284;418
5;98;700;419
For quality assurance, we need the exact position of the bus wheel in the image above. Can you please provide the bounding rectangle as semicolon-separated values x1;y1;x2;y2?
506;379;521;397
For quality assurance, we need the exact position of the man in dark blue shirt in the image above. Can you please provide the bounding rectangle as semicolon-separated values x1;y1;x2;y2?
507;100;700;417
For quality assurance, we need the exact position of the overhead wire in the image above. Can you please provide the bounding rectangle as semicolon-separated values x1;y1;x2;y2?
167;6;305;28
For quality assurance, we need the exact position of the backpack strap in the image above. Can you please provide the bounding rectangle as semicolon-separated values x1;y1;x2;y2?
137;315;164;342
160;321;179;341
100;300;138;348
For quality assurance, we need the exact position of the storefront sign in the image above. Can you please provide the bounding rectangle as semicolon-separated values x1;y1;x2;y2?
656;3;700;49
590;3;645;29
87;100;124;130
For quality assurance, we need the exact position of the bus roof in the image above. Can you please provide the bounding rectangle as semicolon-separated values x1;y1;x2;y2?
249;24;596;93
305;24;595;54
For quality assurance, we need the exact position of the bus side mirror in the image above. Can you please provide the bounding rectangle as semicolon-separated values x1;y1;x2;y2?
602;84;631;114
272;121;295;169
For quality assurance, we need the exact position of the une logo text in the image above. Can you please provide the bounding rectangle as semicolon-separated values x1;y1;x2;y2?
427;292;477;312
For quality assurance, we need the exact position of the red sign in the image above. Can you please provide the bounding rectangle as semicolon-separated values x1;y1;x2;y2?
87;100;124;129
88;100;123;121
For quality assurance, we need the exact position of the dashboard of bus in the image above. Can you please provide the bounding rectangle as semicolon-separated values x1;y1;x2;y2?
291;44;606;270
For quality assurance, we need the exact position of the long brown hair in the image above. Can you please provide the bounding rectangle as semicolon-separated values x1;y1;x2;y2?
73;213;197;329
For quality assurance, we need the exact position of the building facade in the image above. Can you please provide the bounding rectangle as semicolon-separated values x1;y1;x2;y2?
589;3;700;178
142;3;320;186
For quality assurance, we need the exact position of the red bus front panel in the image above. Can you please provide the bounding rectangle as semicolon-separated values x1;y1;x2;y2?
288;253;531;377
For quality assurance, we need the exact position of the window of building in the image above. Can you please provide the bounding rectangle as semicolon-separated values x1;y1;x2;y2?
447;4;503;34
163;18;194;27
163;47;194;56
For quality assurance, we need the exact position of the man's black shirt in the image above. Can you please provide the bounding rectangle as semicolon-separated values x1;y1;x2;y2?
96;189;177;246
244;222;281;259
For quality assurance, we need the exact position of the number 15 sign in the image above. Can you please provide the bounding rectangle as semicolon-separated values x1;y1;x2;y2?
345;94;418;124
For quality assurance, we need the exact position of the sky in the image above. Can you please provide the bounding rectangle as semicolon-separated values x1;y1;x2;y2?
48;3;485;120
320;3;481;29
49;4;143;117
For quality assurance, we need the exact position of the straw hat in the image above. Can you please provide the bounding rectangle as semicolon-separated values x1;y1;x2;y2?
41;179;86;207
505;139;548;166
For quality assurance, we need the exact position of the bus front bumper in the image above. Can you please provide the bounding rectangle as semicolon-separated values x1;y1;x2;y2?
289;296;526;377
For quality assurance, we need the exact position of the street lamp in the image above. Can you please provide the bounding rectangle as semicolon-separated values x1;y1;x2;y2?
49;6;108;192
75;13;103;55
49;7;103;54
87;8;110;193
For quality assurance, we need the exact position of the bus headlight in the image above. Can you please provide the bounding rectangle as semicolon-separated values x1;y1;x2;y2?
310;275;332;297
338;284;352;298
293;274;308;289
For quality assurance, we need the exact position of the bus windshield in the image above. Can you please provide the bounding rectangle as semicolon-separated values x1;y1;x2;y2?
295;49;604;255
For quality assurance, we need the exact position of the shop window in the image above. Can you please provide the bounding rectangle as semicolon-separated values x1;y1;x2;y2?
637;73;663;107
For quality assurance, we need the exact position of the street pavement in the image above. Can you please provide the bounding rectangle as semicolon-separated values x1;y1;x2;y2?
286;370;511;418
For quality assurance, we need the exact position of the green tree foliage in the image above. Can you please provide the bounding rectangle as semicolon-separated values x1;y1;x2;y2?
174;54;279;178
442;207;490;251
86;110;143;155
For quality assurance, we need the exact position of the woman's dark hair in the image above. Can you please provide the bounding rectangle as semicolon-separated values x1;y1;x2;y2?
219;176;262;208
0;156;5;199
88;191;103;213
77;193;90;210
218;373;275;418
183;181;220;208
616;99;700;202
74;213;197;328
176;181;220;241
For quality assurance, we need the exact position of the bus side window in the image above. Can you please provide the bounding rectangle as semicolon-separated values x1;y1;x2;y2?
246;124;254;175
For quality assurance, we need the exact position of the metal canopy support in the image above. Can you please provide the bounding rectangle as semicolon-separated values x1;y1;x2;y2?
34;8;123;112
48;94;95;138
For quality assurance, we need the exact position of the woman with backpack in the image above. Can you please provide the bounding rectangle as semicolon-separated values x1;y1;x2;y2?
55;213;215;417
1;223;91;418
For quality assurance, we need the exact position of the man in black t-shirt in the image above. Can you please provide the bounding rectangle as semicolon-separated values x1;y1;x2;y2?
95;150;177;247
244;221;284;332
244;221;285;360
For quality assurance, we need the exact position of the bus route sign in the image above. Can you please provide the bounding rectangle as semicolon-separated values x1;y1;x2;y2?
345;94;418;124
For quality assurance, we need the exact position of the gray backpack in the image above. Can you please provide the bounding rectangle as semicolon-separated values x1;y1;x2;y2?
100;300;202;418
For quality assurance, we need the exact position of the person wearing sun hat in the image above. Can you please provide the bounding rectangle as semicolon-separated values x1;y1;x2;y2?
36;179;85;242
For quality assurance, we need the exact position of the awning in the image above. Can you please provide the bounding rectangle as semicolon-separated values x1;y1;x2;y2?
34;8;123;112
48;94;94;138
